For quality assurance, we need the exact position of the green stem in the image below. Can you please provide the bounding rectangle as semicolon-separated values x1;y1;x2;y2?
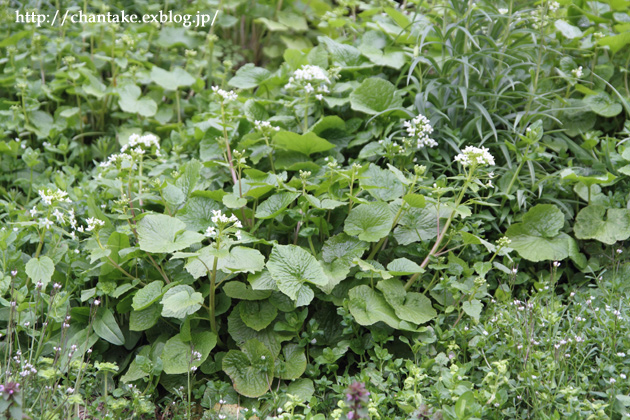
221;103;239;186
504;144;530;197
367;175;419;260
175;87;182;124
405;169;474;290
209;256;219;335
303;93;310;132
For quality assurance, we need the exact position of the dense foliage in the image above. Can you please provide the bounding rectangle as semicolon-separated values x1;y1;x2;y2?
1;0;630;419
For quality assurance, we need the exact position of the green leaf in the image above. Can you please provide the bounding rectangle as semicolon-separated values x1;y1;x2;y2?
137;214;204;253
344;201;393;242
506;204;574;262
320;233;368;292
318;36;366;68
222;193;247;209
25;256;55;288
596;32;630;54
227;309;281;356
255;192;300;219
287;378;315;402
574;205;630;245
359;165;405;201
348;285;401;328
176;159;202;198
150;66;195;90
274;344;306;380
160;285;203;319
93;308;125;346
386;258;424;275
132;281;164;311
238;300;278;331
554;20;583;39
228;63;272;89
162;332;217;374
403;194;426;208
117;84;157;117
222;339;275;398
560;167;616;187
462;300;483;321
376;279;436;325
266;245;328;306
350;78;403;115
322;233;369;265
177;196;222;231
185;246;265;279
129;304;161;331
585;92;622;117
273;131;335;156
394;205;450;245
223;281;272;300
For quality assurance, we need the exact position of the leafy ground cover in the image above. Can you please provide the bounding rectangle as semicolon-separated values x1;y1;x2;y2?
1;0;630;419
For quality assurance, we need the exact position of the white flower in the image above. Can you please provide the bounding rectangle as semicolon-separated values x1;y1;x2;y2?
99;152;134;168
621;374;627;379
38;188;71;205
315;94;324;101
291;65;330;83
39;218;54;229
52;209;64;223
29;207;38;217
454;145;495;167
235;230;242;241
120;133;160;154
85;217;105;232
571;66;583;78
549;1;560;12
285;65;331;92
205;226;217;238
403;114;437;148
254;120;280;133
498;8;509;14
211;86;238;102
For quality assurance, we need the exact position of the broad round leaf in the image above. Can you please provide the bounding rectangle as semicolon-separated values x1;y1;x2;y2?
160;285;203;319
222;339;275;398
348;285;401;328
574;205;630;245
25;256;55;288
137;214;204;254
350;78;403;115
266;245;329;306
162;331;217;374
344;201;393;242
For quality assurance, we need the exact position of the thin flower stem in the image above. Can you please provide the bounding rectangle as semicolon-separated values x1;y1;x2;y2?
405;169;474;290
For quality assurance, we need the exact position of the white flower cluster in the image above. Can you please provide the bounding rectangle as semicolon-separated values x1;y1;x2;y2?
285;65;331;100
571;66;583;78
100;133;161;168
549;1;560;12
99;153;134;168
403;114;437;148
454;145;496;167
212;86;238;102
121;133;161;154
254;120;281;133
498;8;509;14
205;210;243;241
85;217;105;232
38;188;71;206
